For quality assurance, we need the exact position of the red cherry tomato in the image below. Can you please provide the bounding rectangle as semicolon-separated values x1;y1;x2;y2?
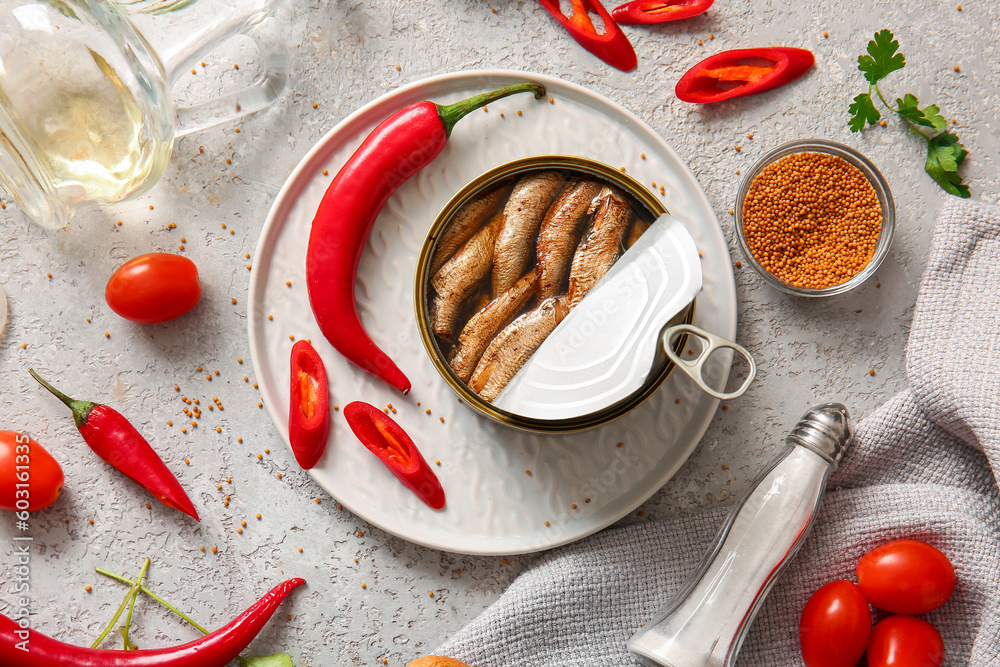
105;253;201;324
0;431;64;511
857;539;955;614
799;580;872;667
867;615;944;667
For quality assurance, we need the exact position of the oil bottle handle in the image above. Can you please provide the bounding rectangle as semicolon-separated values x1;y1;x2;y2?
662;324;756;401
160;5;289;137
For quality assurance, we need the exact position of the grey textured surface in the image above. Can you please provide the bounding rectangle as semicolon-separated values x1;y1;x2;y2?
438;198;1000;666
0;1;997;665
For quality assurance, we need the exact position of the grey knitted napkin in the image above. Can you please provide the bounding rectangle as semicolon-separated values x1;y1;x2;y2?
438;198;1000;666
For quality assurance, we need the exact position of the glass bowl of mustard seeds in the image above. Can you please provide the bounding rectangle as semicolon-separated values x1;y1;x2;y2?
734;139;895;297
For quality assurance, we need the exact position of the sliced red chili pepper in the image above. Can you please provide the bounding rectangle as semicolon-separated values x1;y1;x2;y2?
29;369;199;521
307;83;545;395
675;47;815;103
612;0;713;24
0;578;304;666
288;340;331;470
343;402;445;510
538;0;637;72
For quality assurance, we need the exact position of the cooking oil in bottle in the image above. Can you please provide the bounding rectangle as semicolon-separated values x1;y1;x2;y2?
17;50;172;208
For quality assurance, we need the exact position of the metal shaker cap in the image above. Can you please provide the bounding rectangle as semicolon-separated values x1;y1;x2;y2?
786;403;853;468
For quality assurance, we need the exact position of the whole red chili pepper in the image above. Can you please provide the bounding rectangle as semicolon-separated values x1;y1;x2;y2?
307;83;545;396
0;578;303;666
28;369;199;521
343;402;445;510
675;47;815;103
537;0;637;72
611;0;713;24
288;340;330;470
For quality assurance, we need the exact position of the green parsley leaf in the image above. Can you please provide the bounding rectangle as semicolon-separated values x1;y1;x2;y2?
239;653;294;667
896;94;947;130
919;130;970;198
848;93;881;132
858;29;905;85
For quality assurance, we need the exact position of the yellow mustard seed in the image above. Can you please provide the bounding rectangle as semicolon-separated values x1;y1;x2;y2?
742;152;882;290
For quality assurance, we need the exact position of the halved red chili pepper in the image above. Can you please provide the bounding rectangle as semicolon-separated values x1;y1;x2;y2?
343;402;445;510
538;0;637;72
0;578;303;666
675;47;815;103
612;0;713;24
307;82;545;396
288;340;331;470
29;369;199;521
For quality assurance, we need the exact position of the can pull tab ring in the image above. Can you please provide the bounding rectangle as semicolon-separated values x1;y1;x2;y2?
662;324;756;401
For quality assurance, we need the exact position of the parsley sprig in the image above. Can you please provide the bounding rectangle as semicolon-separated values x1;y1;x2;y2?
848;29;969;198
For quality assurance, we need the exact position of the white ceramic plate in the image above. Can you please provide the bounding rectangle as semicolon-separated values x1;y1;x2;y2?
249;70;736;555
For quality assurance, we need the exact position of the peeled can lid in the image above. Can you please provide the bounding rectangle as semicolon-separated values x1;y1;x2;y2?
493;213;703;420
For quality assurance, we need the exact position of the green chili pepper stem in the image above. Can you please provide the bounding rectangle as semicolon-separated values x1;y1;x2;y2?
437;82;546;138
95;567;210;635
91;581;142;649
96;565;290;667
118;626;137;650
28;368;96;430
122;558;150;650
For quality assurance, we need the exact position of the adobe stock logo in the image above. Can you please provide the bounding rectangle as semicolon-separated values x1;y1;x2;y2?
8;432;34;652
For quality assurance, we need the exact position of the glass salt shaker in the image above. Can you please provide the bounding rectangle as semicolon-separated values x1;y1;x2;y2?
628;403;853;667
